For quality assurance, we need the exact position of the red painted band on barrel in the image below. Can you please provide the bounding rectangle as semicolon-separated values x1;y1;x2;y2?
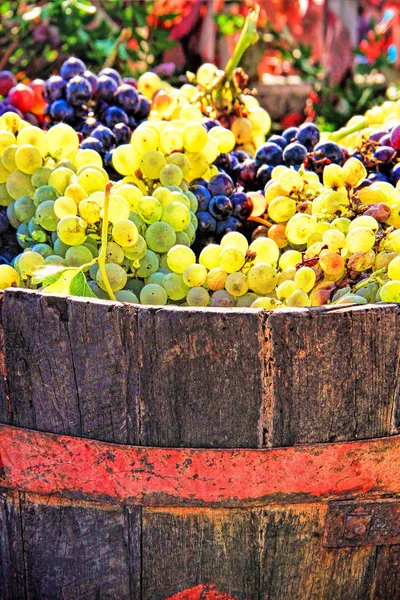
1;424;400;507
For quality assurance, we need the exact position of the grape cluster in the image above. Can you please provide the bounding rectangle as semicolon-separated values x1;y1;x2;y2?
0;71;46;126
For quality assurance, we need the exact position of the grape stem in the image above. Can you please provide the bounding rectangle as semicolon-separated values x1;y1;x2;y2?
222;5;260;84
103;28;132;69
329;117;368;143
97;181;116;301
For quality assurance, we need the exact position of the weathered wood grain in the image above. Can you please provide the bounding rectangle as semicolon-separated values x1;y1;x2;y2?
0;295;10;425
264;304;400;447
0;489;25;600
371;545;400;599
138;307;267;448
141;507;260;600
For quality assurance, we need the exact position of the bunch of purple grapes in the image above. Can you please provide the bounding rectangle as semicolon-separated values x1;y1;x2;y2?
43;57;151;160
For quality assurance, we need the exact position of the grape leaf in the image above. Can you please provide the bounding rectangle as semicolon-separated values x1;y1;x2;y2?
32;265;73;286
42;269;81;294
69;271;97;298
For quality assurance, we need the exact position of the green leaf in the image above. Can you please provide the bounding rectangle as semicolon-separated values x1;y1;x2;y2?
43;269;80;294
32;265;78;286
69;271;96;298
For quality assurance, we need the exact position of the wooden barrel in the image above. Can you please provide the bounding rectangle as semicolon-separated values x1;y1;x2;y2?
1;288;400;600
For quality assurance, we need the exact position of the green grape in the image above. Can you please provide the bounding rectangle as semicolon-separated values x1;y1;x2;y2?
206;268;227;290
96;263;127;292
131;127;159;154
83;241;97;258
46;123;79;159
6;201;21;227
18;250;45;277
153;186;174;207
268;196;296;222
251;297;282;309
48;168;75;194
58;158;77;173
31;167;52;188
279;250;302;270
35;200;58;231
111;145;139;176
78;199;101;224
179;105;203;123
190;211;198;230
136;249;159;277
57;216;87;246
199;244;220;270
115;290;139;303
112;220;139;247
16;224;33;249
77;168;108;195
125;278;145;296
294;266;316;293
65;245;93;267
182;122;208;152
225;272;249;296
105;242;125;265
6;170;34;199
0;130;16;153
379;280;400;302
54;238;70;258
249;237;279;266
0;183;12;207
87;280;108;299
184;222;196;242
184;191;198;212
65;183;88;205
0;160;10;184
220;232;248;254
89;263;99;281
146;272;167;286
331;217;351;234
236;293;259;307
219;246;245;273
202;138;219;163
278;169;301;193
162;202;190;232
346;227;375;253
276;280;297;300
209;126;235;153
248;106;271;135
187;286;210;306
348;216;379;232
122;235;147;260
0;265;20;289
75;148;102;169
117;184;143;211
335;294;368;305
31;243;53;258
54;196;77;219
162;273;189;300
167;245;195;274
185;151;208;180
137;196;162;224
286;214;317;245
45;255;66;266
140;150;166;179
33;185;59;207
388;256;400;280
108;194;131;224
175;231;190;246
1;111;21;133
160;128;183;155
322;228;346;251
171;191;190;209
167;152;191;177
210;290;235;307
14;195;35;223
248;263;278;294
17;125;47;156
145;221;176;253
182;264;207;287
140;283;168;306
15;144;42;175
28;218;47;242
160;164;183;187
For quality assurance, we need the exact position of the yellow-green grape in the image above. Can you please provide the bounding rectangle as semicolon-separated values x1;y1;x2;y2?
75;148;102;169
277;268;296;285
323;163;344;189
271;166;288;181
196;62;219;86
209;126;235;153
140;283;168;306
231;117;253;145
236;293;258;307
153;187;173;207
322;228;346;251
219;246;245;273
162;202;190;231
179;105;203;123
276;280;297;300
14;144;42;175
346;227;375;253
137;72;162;98
278;169;301;193
96;263;127;293
247;263;277;294
249;237;279;266
0;264;20;289
0;130;16;154
348;215;379;232
380;280;400;302
54;196;77;219
6;170;34;199
199;244;220;270
53;238;70;257
331;217;351;234
167;245;195;274
78;198;101;224
160;164;183;187
279;250;302;270
1;110;21;132
48;168;75;194
358;186;387;206
342;157;366;188
0;160;10;184
319;251;345;277
294;266;316;293
388;256;400;280
34;201;56;231
182;122;208;152
65;245;93;267
183;263;207;287
77;168;107;195
57;216;87;245
287;289;311;307
220;231;248;254
286;214;317;245
389;229;400;252
202;138;219;163
187;286;210;306
175;231;190;246
167;152;191;177
1;144;18;172
251;297;281;309
14;195;35;223
45;255;66;266
140;150;166;179
225;272;249;296
17;125;46;156
210;290;235;307
207;268;227;290
116;184;143;211
247;106;271;135
131;127;159;154
145;221;176;253
123;235;147;261
112;220;139;248
65;183;88;205
18;250;45;277
105;242;124;265
137;196;162;224
107;194;131;225
46;123;79;159
146;272;167;286
136;250;159;277
114;290;139;303
185;151;208;180
268;196;296;223
171;190;190;209
112;144;140;176
0;183;12;206
160;128;183;155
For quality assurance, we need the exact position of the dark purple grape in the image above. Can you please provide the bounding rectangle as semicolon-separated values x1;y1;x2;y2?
208;173;234;197
91;125;115;151
95;75;118;101
369;130;387;143
122;77;137;88
214;153;232;171
135;96;151;120
60;57;86;81
235;159;258;190
0;71;16;96
99;68;122;85
115;84;139;112
80;115;100;137
231;192;253;220
80;136;104;153
232;150;251;162
380;133;392;147
296;122;320;151
282;126;299;143
0;103;22;117
216;217;243;239
105;106;129;128
43;75;65;103
283;142;307;166
255;142;283;167
190;178;208;188
257;164;273;187
128;115;137;129
113;123;131;145
203;118;221;131
66;75;92;106
74;104;89;121
390;163;400;186
49;99;75;123
368;172;388;183
209;194;233;220
191;185;211;211
354;179;372;191
373;146;396;163
268;135;287;149
0;212;9;234
83;70;98;94
23;112;39;126
314;141;344;165
390;124;400;150
196;211;217;236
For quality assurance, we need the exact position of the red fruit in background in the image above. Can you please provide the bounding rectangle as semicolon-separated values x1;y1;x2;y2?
29;79;47;116
0;71;17;97
8;84;34;112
